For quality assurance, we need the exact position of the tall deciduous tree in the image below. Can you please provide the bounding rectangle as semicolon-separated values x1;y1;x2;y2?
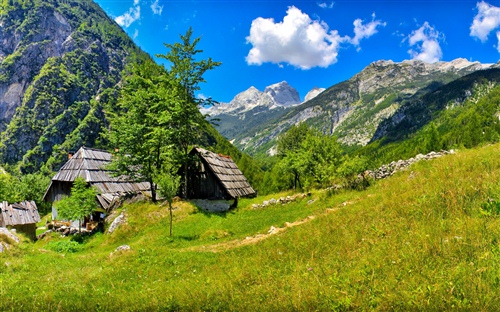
276;123;310;189
156;27;221;198
275;123;343;190
106;59;175;202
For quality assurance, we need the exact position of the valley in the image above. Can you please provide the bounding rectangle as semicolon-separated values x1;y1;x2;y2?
1;0;500;310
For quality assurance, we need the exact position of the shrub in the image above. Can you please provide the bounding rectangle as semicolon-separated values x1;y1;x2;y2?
47;240;83;253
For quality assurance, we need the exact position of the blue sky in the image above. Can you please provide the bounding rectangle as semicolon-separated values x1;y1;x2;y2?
94;0;500;103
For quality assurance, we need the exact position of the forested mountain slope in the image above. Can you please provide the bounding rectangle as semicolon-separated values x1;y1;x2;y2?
358;68;500;166
232;59;495;156
0;0;145;172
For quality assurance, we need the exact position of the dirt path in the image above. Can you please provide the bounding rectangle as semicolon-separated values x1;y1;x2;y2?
184;206;345;253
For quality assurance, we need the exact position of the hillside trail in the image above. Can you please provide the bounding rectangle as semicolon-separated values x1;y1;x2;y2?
183;199;359;253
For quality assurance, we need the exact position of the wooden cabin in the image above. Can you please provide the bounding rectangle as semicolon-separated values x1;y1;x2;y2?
43;146;150;221
184;147;256;202
0;201;40;240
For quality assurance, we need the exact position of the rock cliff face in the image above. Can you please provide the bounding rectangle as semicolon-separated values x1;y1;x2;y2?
0;0;145;171
232;58;494;155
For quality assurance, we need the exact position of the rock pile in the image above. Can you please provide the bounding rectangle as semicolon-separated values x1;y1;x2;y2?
365;150;454;180
251;193;310;209
37;220;97;239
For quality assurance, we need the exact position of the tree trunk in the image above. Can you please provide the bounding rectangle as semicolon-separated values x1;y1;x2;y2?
150;180;157;203
183;146;188;199
169;201;173;237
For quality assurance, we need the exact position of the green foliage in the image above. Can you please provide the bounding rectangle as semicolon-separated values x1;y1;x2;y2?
156;27;221;197
0;169;51;214
54;177;97;230
0;171;19;203
336;155;370;189
157;168;181;237
359;82;500;166
0;0;147;170
107;28;221;202
106;59;173;202
481;199;500;216
46;240;83;253
271;123;343;191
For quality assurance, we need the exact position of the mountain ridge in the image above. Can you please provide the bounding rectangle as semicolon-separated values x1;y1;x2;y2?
227;58;497;155
202;81;326;144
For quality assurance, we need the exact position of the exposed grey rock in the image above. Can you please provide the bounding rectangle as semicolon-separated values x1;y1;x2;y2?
0;228;20;243
108;211;126;234
252;193;309;209
268;226;277;235
304;87;325;102
364;150;454;181
115;245;130;252
264;81;300;107
36;229;53;240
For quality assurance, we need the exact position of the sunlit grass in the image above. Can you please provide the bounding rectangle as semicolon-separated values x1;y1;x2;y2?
2;144;500;310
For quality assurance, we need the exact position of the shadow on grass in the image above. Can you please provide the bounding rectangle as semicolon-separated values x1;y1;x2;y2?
189;200;239;219
176;234;200;241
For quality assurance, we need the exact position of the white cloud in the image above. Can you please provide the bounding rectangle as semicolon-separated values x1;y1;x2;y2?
246;6;348;69
470;1;500;42
406;22;443;63
350;13;386;48
133;29;139;39
115;1;141;28
151;0;163;15
317;2;334;9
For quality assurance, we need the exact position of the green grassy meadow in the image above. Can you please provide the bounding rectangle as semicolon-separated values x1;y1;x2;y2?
2;143;500;311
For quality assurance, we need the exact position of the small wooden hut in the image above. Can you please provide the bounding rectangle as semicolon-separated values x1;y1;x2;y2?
43;146;150;220
184;147;256;201
0;201;40;240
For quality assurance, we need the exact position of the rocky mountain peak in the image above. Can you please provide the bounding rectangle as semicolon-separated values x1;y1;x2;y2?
355;57;493;95
263;81;300;107
206;81;301;116
304;87;326;103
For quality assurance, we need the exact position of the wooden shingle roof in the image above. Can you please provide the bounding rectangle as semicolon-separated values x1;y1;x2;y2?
0;201;40;226
44;147;150;209
193;147;256;198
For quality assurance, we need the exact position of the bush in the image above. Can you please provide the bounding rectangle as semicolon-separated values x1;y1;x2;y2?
47;240;83;253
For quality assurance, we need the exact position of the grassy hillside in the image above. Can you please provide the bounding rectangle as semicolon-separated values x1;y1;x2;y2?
2;143;500;310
